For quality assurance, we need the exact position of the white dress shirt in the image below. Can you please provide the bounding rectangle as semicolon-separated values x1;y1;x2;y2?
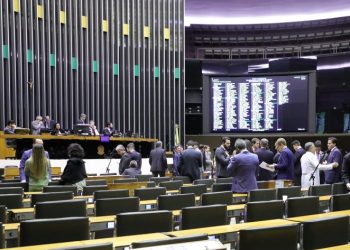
301;151;333;188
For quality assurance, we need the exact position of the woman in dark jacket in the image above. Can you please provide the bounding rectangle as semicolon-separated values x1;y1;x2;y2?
60;143;87;192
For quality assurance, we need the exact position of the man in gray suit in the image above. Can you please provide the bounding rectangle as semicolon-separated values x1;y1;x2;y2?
215;137;231;178
31;116;44;135
179;140;203;182
149;141;168;177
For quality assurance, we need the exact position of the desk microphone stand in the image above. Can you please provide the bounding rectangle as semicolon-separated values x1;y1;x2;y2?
309;153;327;186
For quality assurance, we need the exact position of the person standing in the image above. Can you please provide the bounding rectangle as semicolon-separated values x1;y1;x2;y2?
251;138;260;153
341;151;350;190
301;142;337;188
25;144;51;191
76;113;87;124
179;140;202;182
116;145;132;175
31;116;44;135
215;137;231;178
149;141;168;177
315;140;327;184
291;140;305;186
255;138;274;181
102;122;114;136
268;138;295;181
127;143;142;171
204;145;213;173
325;137;343;184
172;145;183;176
227;139;258;193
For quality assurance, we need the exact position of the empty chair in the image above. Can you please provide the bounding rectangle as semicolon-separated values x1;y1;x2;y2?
0;182;28;192
159;180;183;190
201;191;232;206
172;176;192;184
216;177;233;184
248;189;277;202
181;205;227;230
194;179;214;188
0;187;23;195
31;191;74;206
35;199;87;219
0;206;6;223
116;210;173;236
330;193;350;211
239;224;299;250
0;194;22;209
276;186;301;200
245;200;284;222
134;187;166;200
100;173;117;176
82;185;108;196
43;185;78;196
285;196;319;217
150;177;171;185
180;184;207;196
113;178;138;184
212;183;232;192
158;193;195;210
332;182;347;195
147;181;156;187
302;216;349;249
20;217;89;246
93;189;129;200
86;180;107;186
135;174;153;182
308;184;331;196
95;197;139;216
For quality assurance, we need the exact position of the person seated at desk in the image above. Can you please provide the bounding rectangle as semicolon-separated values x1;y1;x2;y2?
4;120;17;148
102;122;115;136
89;120;99;136
76;113;87;124
31;115;44;135
59;143;87;193
25;144;51;191
51;123;65;136
43;115;56;130
122;160;141;177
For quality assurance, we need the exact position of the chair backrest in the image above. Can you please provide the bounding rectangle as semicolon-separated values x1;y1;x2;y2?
302;216;349;249
93;189;129;200
87;173;98;176
159;180;183;190
158;193;196;210
20;217;90;246
0;187;23;195
150;177;171;185
181;204;227;230
116;211;173;236
330;194;350;211
31;191;74;206
180;184;207;196
245;200;284;222
276;186;301;200
194;179;214;188
135;175;153;182
113;178;138;184
308;184;332;196
257;181;270;189
100;173;117;176
0;222;3;248
43;185;78;196
35;199;87;219
201;191;232;206
0;194;23;209
0;182;28;192
95;197;140;216
216;177;233;184
172;176;192;184
147;181;156;188
248;189;277;202
134;187;166;200
48;181;61;186
53;242;113;250
285;196;319;217
239;224;299;250
131;234;208;249
82;185;108;196
86;180;107;186
0;206;6;223
212;183;232;192
331;182;347;195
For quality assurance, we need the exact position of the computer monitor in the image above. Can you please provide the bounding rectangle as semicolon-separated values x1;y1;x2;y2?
40;128;51;134
73;124;91;135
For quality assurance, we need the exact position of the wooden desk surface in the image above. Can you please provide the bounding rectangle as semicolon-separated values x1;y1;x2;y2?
319;244;350;249
168;219;298;237
6;233;169;250
286;210;350;222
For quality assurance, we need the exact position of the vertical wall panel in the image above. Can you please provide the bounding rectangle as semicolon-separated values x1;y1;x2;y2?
0;0;184;149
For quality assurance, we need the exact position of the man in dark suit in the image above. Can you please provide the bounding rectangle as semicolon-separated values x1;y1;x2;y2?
76;113;87;124
127;143;142;171
102;122;114;136
291;140;305;186
43;115;56;130
315;140;327;184
227;139;258;193
149;141;168;177
179;140;202;182
255;138;274;181
214;137;231;178
325;137;343;184
116;145;132;175
122;160;141;177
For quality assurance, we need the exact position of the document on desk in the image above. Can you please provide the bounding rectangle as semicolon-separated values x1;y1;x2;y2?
259;161;275;172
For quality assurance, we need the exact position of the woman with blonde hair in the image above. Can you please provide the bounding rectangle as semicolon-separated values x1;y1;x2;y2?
25;144;51;191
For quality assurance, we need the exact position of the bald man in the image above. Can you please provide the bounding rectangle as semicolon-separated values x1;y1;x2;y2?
19;139;50;182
